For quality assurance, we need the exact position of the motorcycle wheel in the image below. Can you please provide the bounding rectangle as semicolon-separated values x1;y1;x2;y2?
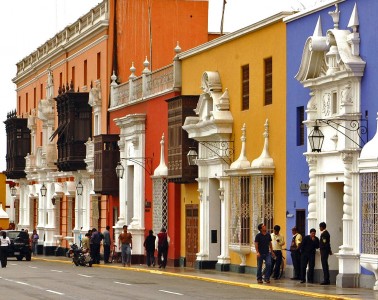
73;258;79;266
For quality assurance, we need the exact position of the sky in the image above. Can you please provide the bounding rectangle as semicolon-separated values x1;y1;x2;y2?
0;0;319;172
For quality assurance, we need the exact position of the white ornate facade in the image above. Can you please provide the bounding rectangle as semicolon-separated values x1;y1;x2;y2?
296;4;366;288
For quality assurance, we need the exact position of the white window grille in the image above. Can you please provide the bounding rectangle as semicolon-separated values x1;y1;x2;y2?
152;177;168;234
230;176;251;245
361;172;378;254
252;175;274;237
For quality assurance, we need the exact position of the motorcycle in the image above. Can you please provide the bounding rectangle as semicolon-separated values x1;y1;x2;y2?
67;243;92;267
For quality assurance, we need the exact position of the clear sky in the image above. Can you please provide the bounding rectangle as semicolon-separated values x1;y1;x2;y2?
0;0;318;172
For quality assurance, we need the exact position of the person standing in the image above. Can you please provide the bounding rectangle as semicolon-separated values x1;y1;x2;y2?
143;230;156;267
0;231;11;268
271;225;285;279
290;226;302;280
156;228;169;269
31;229;39;256
300;228;319;283
118;225;132;267
103;226;111;264
254;223;275;284
319;222;331;285
91;228;103;264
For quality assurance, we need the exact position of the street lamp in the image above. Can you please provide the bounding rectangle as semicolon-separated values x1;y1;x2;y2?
40;183;47;197
10;186;17;197
308;125;324;152
187;147;198;166
115;161;125;179
115;157;153;179
186;140;234;166
308;118;368;152
76;181;83;196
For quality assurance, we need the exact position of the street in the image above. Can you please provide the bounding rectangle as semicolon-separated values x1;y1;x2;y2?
0;258;322;300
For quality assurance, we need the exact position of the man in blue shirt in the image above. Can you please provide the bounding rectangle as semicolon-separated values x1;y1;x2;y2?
254;223;275;284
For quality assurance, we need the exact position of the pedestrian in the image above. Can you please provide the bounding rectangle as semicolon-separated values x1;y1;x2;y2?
91;228;103;264
118;225;132;267
300;228;319;283
82;232;91;253
79;227;83;247
254;223;275;284
143;229;156;267
271;225;285;279
31;229;39;256
290;226;302;280
156;227;169;269
319;222;332;285
103;225;111;264
0;231;10;268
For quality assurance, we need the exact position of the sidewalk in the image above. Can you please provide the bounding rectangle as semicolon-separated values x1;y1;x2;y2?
34;256;377;300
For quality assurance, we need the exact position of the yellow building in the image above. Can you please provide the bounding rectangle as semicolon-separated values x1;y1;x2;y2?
180;12;292;272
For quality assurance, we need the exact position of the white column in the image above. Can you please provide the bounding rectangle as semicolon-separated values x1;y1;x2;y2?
306;155;318;230
217;177;231;265
196;177;209;261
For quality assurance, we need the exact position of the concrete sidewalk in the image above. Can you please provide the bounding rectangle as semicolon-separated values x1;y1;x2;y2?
33;256;378;300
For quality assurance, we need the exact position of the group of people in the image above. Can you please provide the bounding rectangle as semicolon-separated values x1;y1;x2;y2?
80;226;112;264
254;222;332;285
290;222;332;285
143;227;170;269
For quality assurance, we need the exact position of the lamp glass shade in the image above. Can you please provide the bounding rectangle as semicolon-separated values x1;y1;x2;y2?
308;125;324;152
76;181;83;196
115;162;125;179
187;148;198;166
40;184;47;197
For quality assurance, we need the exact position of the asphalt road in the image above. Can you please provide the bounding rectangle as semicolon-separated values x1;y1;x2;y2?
0;258;322;300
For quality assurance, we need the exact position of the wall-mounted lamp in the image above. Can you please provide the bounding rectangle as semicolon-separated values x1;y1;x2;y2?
40;183;47;197
10;186;17;197
51;197;56;206
300;181;309;194
115;157;153;179
286;211;294;218
308;118;368;152
187;140;234;166
76;181;83;196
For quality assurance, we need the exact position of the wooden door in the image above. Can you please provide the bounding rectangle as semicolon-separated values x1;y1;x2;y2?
185;204;198;267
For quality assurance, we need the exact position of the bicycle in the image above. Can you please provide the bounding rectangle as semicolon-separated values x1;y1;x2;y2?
109;244;122;263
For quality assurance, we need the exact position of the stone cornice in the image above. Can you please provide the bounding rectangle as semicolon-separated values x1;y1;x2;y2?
13;0;109;85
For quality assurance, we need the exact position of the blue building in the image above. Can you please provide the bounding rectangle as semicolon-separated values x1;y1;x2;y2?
286;0;378;289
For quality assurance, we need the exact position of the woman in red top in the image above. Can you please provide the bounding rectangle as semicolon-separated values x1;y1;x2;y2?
156;227;169;269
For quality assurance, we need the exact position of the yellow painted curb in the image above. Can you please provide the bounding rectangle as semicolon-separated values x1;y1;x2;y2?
32;257;355;300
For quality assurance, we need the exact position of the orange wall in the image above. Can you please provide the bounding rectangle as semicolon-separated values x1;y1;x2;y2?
108;0;209;82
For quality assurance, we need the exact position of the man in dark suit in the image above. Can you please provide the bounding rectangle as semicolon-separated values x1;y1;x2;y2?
300;228;319;283
319;222;332;285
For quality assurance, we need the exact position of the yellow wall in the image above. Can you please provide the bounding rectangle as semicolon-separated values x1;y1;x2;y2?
181;20;287;267
0;173;9;229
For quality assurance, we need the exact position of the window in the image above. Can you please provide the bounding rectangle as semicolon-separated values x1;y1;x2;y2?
230;176;250;245
84;60;88;86
72;66;75;89
33;88;36;109
59;72;63;88
26;93;29;113
242;65;249;110
332;91;337;115
152;178;168;235
297;106;305;146
252;175;274;236
40;83;43;100
264;58;272;105
361;172;378;254
97;52;101;80
18;96;21;111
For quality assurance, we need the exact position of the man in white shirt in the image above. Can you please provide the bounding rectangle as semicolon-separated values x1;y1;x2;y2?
271;225;285;279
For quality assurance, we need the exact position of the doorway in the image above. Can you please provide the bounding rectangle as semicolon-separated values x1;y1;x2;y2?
185;204;198;267
208;179;221;261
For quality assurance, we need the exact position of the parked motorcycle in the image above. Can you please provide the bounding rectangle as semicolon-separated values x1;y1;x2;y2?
67;243;92;267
